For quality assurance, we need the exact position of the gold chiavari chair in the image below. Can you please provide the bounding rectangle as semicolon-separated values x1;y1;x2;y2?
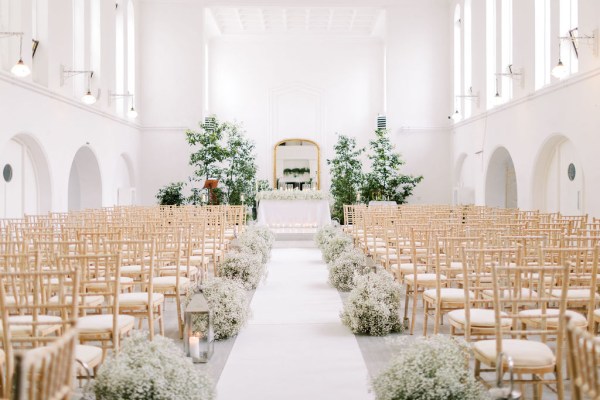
566;316;600;400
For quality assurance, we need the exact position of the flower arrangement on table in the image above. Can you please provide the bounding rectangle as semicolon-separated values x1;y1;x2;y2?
256;188;333;203
283;167;310;176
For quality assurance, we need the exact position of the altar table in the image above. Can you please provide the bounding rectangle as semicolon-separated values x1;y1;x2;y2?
256;199;331;228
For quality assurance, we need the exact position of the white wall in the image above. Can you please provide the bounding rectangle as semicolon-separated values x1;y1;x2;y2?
385;1;453;204
208;37;384;193
451;0;600;218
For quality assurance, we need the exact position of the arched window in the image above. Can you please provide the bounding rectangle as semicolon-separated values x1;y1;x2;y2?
463;0;472;118
90;0;101;80
535;0;551;89
500;0;513;101
558;0;578;78
453;4;462;119
127;1;135;99
72;0;85;96
485;0;497;108
115;2;125;114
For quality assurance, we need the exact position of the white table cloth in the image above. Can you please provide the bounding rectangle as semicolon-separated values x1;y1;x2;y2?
368;201;397;206
256;199;331;227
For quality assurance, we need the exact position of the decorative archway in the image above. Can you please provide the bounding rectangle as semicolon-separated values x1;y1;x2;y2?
68;146;103;211
485;147;518;208
532;135;584;214
116;153;136;205
0;133;52;217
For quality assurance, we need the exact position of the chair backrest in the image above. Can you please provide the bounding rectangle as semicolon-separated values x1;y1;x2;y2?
12;328;77;400
566;316;600;400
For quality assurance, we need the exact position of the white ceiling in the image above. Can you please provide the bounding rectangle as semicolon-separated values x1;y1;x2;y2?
208;7;385;36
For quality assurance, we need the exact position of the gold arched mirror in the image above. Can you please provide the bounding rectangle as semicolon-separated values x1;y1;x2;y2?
273;139;320;190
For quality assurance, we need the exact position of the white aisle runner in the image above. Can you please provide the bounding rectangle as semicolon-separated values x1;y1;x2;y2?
216;247;374;400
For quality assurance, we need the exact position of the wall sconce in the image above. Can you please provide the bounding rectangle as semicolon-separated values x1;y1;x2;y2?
495;64;524;88
108;90;138;118
0;32;31;77
449;87;480;120
552;28;598;79
60;66;98;104
184;292;214;363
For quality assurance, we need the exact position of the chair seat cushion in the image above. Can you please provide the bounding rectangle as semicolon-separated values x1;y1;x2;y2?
3;294;36;306
87;277;134;290
188;255;211;264
518;309;587;328
153;276;190;289
391;263;426;274
482;288;537;299
405;273;446;283
121;265;149;274
1;315;63;337
448;308;511;327
473;339;556;369
550;289;599;301
78;314;135;333
424;288;473;302
160;265;199;276
49;294;104;306
119;292;165;306
75;345;103;370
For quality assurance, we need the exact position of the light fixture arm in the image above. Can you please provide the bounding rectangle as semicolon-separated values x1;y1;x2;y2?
60;65;95;86
107;90;134;106
455;87;480;108
495;64;524;88
0;31;24;39
558;28;598;58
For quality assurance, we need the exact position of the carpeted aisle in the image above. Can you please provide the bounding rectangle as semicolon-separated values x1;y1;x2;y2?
216;247;374;400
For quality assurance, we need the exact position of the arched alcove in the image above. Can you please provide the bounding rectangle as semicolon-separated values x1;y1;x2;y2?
485;146;518;208
453;153;474;205
0;133;52;217
116;153;136;205
68;146;103;211
532;135;584;214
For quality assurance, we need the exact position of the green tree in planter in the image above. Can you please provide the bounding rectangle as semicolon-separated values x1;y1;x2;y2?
222;125;258;205
186;116;228;190
362;129;423;203
327;134;365;224
156;181;185;206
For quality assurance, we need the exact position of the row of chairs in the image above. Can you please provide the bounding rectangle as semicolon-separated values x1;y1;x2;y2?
0;205;246;399
343;204;600;399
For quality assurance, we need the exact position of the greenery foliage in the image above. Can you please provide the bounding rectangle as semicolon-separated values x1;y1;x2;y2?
155;181;185;206
156;115;258;206
327;134;365;223
340;272;403;336
371;335;488;400
283;167;310;176
362;129;423;203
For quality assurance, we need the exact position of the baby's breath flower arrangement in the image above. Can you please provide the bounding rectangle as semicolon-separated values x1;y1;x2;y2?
202;277;249;339
238;229;271;264
220;250;265;290
340;272;403;336
322;232;353;264
372;335;488;400
244;225;275;249
328;248;370;291
315;225;339;250
84;331;215;400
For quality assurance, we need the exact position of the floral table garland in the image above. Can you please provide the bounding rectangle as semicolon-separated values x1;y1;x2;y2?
256;189;333;204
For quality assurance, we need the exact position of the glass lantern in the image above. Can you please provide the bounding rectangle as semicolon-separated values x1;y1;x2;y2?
184;292;214;363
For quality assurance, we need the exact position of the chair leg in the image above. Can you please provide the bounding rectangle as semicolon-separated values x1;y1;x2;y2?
158;304;165;336
423;301;429;336
176;293;183;339
410;286;418;335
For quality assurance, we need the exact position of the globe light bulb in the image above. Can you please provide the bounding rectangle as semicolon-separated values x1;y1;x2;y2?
11;59;31;77
81;90;97;105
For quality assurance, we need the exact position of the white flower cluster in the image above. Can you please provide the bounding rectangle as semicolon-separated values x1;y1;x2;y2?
322;232;353;264
237;229;272;264
244;225;275;249
328;248;370;291
256;189;333;203
340;272;403;336
202;277;250;340
85;331;215;400
220;250;265;290
315;225;339;250
372;335;488;400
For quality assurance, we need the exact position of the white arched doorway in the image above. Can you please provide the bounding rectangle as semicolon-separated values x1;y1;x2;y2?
532;135;584;215
453;153;475;205
68;147;102;211
0;134;52;217
485;147;518;208
116;153;136;205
